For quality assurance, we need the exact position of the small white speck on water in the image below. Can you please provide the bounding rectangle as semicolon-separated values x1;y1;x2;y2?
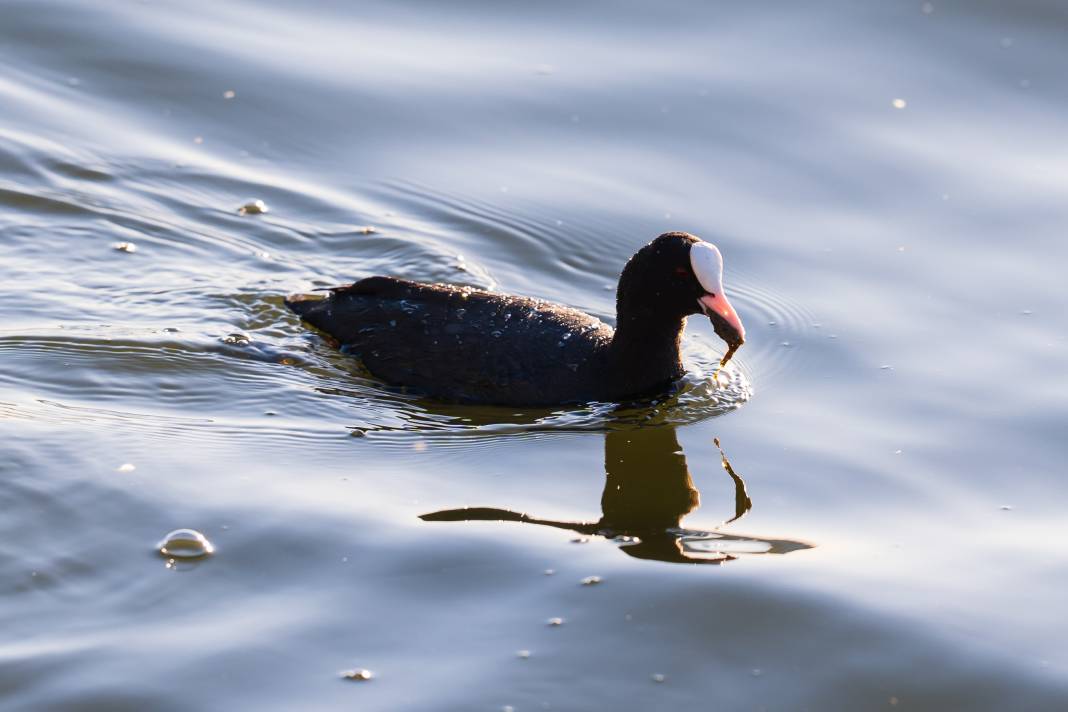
1020;309;1033;316
117;463;136;473
340;668;373;681
223;89;236;99
412;441;428;453
516;650;531;659
543;568;555;576
894;450;902;455
780;341;792;348
751;668;763;677
546;617;564;626
652;673;665;683
892;98;907;109
580;576;602;586
768;321;777;326
355;225;376;234
880;364;893;370
238;199;268;216
112;241;138;253
502;706;515;712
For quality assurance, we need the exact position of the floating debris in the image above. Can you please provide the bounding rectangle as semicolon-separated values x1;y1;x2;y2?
580;576;602;586
570;537;590;544
652;673;665;683
516;650;531;659
546;617;564;627
892;98;907;109
238;199;268;216
355;226;376;234
223;89;236;99
112;241;138;253
156;529;214;558
543;568;555;576
340;668;373;681
116;463;136;473
222;333;251;346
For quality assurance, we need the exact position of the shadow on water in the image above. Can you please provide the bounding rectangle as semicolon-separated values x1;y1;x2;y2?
422;426;812;564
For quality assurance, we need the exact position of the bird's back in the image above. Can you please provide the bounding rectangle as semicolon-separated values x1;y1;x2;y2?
286;277;614;405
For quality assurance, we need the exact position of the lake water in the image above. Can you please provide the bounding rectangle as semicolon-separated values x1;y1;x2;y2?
2;1;1067;709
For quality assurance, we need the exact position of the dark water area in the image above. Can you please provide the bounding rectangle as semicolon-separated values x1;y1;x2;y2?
2;0;1067;709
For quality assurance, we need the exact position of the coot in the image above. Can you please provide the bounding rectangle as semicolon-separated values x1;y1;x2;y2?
285;231;745;405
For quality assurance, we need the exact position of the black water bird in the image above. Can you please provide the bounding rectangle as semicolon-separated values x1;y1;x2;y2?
285;232;745;406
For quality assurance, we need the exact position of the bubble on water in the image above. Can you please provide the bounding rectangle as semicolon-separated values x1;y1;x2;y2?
222;333;251;346
546;617;564;626
516;650;531;659
652;673;665;683
156;529;214;558
223;89;236;99
340;668;373;681
112;241;138;253
116;463;136;473
238;199;268;215
892;98;907;109
580;576;602;586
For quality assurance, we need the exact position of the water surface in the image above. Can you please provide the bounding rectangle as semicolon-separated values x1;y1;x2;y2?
2;1;1067;710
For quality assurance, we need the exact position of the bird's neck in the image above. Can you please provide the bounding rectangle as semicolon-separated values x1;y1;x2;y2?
608;308;687;397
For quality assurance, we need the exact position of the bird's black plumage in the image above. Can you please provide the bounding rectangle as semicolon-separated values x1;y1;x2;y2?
285;232;743;406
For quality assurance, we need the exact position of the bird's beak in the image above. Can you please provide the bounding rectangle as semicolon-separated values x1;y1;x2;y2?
698;293;745;366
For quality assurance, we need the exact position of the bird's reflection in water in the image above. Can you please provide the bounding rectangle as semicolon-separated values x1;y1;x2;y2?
421;427;812;564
